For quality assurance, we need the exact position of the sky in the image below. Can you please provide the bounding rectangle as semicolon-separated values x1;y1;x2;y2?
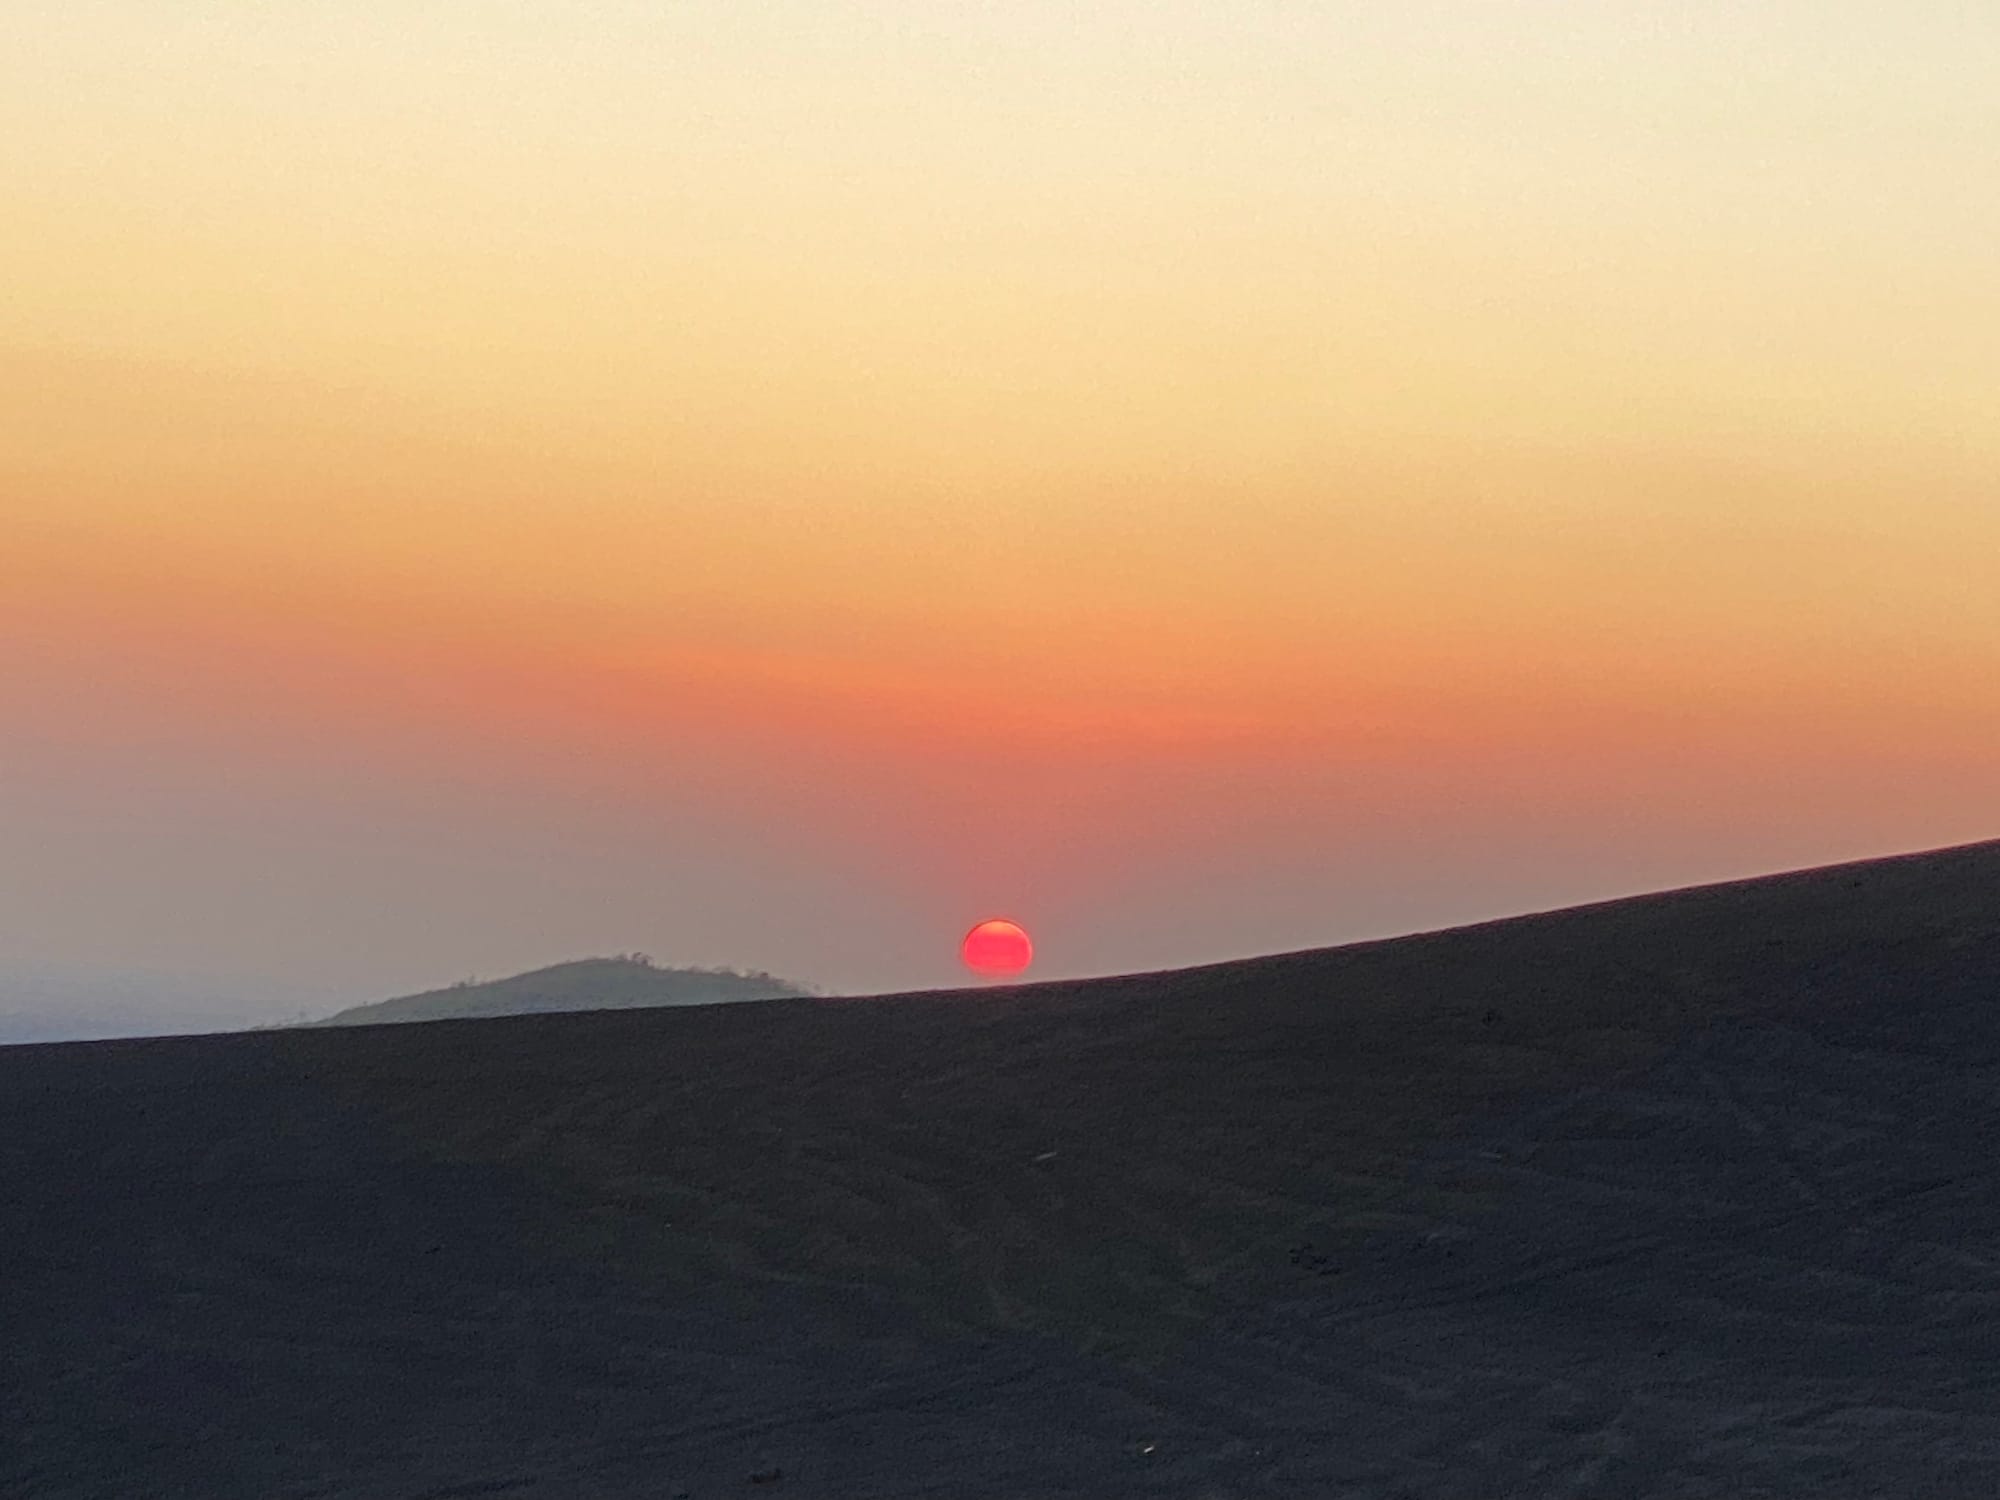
4;2;1997;1032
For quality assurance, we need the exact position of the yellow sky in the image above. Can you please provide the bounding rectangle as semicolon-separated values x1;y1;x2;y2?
3;2;1996;1002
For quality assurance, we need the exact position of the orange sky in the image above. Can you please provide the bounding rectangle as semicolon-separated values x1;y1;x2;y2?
4;3;1996;1013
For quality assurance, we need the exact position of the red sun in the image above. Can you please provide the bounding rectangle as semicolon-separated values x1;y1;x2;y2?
961;918;1033;978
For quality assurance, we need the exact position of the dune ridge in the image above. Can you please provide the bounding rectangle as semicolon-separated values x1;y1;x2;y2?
5;838;1999;1496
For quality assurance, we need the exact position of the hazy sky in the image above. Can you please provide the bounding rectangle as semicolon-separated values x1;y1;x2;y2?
5;2;1997;1026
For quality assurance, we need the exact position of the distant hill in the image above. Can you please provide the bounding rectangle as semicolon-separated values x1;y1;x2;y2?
313;957;809;1027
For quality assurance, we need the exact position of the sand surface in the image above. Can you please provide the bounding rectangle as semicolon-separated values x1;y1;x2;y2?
6;840;2000;1497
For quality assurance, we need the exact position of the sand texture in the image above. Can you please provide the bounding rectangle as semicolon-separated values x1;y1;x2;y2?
6;840;2000;1497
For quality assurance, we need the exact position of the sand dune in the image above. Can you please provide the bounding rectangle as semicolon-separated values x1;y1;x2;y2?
6;839;2000;1497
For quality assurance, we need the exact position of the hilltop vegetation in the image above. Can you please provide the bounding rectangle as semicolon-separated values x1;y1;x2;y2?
314;956;808;1027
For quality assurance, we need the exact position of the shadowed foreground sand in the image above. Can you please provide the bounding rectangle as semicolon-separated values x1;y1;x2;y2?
7;840;2000;1497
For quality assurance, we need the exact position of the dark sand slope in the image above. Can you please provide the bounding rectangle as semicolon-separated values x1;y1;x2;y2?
6;842;2000;1498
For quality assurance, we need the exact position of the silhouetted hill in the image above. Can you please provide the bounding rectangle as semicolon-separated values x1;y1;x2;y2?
314;956;809;1027
6;839;2000;1497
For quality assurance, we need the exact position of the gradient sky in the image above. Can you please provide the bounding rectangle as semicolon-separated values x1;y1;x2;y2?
5;2;1997;1028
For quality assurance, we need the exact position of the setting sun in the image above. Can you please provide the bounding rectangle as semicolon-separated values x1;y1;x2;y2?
961;919;1033;979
